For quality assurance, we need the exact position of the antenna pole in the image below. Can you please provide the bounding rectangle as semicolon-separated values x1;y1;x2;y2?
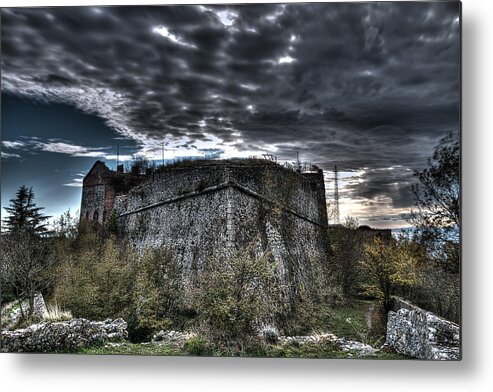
116;143;119;170
161;142;164;166
334;165;340;225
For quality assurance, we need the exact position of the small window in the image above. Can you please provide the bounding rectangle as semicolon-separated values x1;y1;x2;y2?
85;211;89;220
103;211;107;223
93;211;99;222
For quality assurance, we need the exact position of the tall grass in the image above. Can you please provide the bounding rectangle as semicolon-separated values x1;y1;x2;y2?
43;303;73;322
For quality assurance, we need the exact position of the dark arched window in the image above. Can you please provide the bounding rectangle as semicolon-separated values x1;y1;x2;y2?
85;211;89;220
93;211;99;222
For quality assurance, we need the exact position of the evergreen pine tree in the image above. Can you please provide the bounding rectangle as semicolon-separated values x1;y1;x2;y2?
2;185;51;235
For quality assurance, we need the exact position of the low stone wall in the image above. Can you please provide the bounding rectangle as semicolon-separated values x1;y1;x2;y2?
1;318;127;353
386;297;460;360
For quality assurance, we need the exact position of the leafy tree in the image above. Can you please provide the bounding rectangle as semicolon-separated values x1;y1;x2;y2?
328;216;364;297
2;185;50;235
52;233;135;322
127;154;153;175
408;132;459;271
53;209;79;239
360;237;417;311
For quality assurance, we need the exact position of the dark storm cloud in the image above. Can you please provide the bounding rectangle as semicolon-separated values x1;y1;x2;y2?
1;2;460;223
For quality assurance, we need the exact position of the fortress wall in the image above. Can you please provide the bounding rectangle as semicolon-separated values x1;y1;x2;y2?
230;188;329;302
228;165;327;225
115;163;327;228
83;159;330;308
120;166;228;213
119;187;232;284
119;192;329;306
81;184;101;221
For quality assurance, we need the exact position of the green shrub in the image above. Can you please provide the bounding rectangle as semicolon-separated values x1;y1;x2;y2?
52;234;136;322
127;316;172;343
277;256;334;336
184;336;213;356
194;250;281;347
128;247;187;341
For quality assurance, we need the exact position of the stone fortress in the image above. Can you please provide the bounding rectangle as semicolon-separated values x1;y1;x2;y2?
80;158;329;298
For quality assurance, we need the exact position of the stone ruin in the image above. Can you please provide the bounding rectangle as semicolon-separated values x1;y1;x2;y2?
385;297;460;360
1;318;127;353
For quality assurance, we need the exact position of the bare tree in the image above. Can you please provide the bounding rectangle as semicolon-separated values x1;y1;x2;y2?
1;233;52;317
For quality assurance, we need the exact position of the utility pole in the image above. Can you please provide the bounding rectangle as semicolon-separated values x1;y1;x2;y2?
116;143;119;169
334;165;340;225
161;142;165;166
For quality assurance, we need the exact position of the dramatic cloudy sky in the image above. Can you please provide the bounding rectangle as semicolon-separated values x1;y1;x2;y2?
1;2;460;228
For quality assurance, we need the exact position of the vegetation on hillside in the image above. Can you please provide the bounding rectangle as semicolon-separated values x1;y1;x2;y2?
327;132;460;323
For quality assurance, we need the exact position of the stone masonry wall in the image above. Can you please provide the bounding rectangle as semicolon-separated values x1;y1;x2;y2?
113;161;329;303
386;297;460;360
1;318;127;353
119;187;231;286
230;188;328;302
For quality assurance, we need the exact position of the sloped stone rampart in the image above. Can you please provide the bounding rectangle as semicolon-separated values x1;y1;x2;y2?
386;297;460;360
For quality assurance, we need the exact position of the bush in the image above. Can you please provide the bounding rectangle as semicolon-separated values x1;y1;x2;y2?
279;293;332;336
327;217;365;298
128;247;187;341
277;255;335;336
127;317;173;343
184;336;213;356
396;262;460;323
261;325;279;345
52;234;135;322
194;250;281;348
51;221;190;341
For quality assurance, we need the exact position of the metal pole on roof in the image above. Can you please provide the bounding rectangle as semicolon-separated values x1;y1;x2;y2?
334;165;340;225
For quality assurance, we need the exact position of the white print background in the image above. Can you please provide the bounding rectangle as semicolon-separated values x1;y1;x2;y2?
0;0;490;391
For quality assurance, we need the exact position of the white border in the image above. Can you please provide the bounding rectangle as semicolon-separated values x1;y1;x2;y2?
2;0;492;391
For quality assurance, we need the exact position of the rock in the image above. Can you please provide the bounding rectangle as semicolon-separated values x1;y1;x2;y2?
386;298;460;360
278;332;378;357
151;330;195;345
32;293;48;318
335;337;379;356
0;318;127;353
